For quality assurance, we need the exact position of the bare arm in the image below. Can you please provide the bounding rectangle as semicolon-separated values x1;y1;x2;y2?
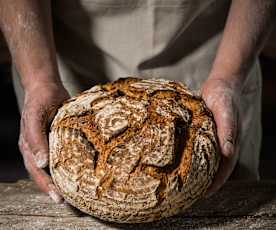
209;0;276;84
0;0;61;88
202;0;276;195
0;0;69;202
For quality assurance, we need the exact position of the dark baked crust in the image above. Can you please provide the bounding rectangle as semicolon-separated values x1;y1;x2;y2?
49;77;220;223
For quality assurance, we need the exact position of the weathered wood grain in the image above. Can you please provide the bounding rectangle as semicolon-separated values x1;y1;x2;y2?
0;180;276;229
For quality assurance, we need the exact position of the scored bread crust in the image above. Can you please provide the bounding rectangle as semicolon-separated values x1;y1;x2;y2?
49;77;220;223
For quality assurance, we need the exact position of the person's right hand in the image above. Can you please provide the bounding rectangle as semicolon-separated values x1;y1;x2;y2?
19;82;70;203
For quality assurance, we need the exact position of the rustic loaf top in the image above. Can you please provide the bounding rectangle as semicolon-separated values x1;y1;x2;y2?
49;77;220;223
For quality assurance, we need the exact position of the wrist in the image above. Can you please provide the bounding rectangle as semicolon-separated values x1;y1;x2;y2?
23;78;69;112
24;79;65;96
22;71;64;93
207;73;243;91
15;49;61;91
207;62;249;92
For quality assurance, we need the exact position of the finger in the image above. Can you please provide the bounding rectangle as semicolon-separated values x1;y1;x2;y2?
26;160;63;204
19;135;63;203
205;154;237;197
211;96;238;158
21;108;49;168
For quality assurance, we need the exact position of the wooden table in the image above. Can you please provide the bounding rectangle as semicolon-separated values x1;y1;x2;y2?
0;180;275;229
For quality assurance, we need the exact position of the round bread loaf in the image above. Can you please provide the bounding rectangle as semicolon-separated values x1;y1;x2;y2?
49;77;220;223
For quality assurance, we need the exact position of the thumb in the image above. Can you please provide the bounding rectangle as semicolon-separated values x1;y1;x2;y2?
20;107;50;168
212;96;238;158
201;79;240;158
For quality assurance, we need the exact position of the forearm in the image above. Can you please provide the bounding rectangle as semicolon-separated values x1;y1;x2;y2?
209;0;276;86
0;0;60;90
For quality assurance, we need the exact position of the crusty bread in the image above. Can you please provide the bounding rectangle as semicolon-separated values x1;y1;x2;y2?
49;77;220;223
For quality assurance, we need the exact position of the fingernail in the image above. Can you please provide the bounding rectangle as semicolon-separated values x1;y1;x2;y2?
223;141;234;157
48;189;63;204
34;151;48;168
191;89;201;98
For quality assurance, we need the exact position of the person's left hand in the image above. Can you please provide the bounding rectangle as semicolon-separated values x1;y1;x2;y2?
200;77;242;197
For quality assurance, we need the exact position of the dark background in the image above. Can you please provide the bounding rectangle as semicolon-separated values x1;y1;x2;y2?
0;30;276;182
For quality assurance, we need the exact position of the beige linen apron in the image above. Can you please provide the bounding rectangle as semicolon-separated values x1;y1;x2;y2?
12;0;262;180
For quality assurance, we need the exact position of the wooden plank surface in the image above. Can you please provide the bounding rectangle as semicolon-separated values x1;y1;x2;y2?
0;180;275;229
